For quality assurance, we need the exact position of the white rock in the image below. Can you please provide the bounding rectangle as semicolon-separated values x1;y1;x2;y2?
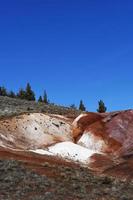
48;141;96;163
78;132;105;153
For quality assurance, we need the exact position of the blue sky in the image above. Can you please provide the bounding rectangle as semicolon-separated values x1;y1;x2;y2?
0;0;133;111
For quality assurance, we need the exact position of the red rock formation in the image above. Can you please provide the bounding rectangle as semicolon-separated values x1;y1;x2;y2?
72;110;133;156
72;110;133;179
0;110;133;180
72;113;103;142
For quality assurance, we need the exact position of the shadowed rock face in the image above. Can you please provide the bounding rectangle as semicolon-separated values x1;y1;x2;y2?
0;110;133;180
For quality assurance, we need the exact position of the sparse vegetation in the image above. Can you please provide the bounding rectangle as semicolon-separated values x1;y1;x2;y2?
0;96;81;118
43;90;49;104
0;83;48;104
0;83;109;111
0;86;7;96
79;100;86;111
0;159;133;200
97;100;107;113
17;88;26;100
70;104;77;109
25;82;35;101
8;91;16;98
38;96;43;102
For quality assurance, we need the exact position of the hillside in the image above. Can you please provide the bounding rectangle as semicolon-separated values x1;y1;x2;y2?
0;96;133;200
0;96;81;118
0;157;133;200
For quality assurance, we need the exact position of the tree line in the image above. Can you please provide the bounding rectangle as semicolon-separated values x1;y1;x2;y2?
0;83;49;104
0;83;107;113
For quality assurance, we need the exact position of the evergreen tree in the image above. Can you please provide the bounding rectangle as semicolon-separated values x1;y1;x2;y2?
0;86;7;96
25;83;35;101
79;100;86;111
0;87;2;96
8;91;16;98
0;87;3;96
43;90;48;104
38;96;43;102
97;100;107;113
17;88;26;99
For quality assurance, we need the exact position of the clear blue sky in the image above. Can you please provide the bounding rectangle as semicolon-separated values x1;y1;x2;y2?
0;0;133;111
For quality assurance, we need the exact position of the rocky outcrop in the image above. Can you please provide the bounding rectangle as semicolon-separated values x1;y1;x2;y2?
0;113;72;149
72;110;133;179
0;110;133;180
72;110;133;157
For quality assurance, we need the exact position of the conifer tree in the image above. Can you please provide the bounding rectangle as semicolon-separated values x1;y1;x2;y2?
0;87;2;96
43;90;48;104
38;96;43;102
17;88;26;99
0;86;7;96
97;100;107;113
25;83;35;101
79;100;86;111
8;91;16;98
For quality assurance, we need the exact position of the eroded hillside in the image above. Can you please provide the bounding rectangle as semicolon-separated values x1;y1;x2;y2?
0;109;133;179
0;97;133;199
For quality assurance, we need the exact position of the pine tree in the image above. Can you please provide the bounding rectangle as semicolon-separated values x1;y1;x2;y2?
25;83;35;101
0;87;3;96
17;88;26;99
43;90;48;104
0;86;7;96
0;87;2;96
8;91;16;98
97;100;107;113
79;100;86;111
38;96;43;102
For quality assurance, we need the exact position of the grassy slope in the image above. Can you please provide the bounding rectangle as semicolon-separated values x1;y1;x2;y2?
0;96;81;118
